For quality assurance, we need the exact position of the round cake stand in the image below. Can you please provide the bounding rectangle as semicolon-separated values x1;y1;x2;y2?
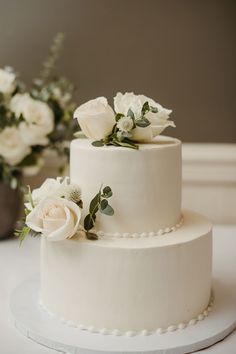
10;276;236;354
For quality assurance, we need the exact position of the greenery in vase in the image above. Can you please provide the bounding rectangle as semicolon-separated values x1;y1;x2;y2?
0;33;77;190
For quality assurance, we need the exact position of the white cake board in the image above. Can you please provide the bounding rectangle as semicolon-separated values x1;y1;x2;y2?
10;275;236;354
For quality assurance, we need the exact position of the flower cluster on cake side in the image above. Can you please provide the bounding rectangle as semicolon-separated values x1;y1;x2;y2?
16;177;114;243
74;92;175;149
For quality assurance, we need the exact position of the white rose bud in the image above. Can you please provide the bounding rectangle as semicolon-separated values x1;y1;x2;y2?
10;93;54;146
0;68;16;95
0;126;31;165
74;97;115;140
26;197;81;241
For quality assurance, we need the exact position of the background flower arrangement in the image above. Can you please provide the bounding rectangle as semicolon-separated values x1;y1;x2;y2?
0;32;76;190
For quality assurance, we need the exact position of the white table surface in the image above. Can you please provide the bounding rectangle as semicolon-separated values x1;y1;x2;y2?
0;225;236;354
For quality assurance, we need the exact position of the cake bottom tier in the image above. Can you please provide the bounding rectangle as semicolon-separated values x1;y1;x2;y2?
40;210;212;335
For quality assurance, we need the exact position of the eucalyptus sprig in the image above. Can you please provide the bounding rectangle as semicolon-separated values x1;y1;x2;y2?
39;32;65;83
84;185;114;240
92;101;157;150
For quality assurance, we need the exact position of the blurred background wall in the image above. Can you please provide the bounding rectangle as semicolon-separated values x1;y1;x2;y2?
0;0;235;143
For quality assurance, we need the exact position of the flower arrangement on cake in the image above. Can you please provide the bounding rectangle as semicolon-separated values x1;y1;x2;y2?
0;33;76;239
74;92;175;149
16;177;114;243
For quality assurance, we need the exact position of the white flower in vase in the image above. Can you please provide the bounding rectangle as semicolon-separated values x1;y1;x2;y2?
0;126;31;165
0;68;16;95
10;93;54;146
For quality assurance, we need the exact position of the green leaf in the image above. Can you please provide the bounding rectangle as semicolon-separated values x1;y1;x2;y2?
74;131;87;139
86;232;98;240
84;214;95;231
100;199;108;210
27;185;35;208
100;204;114;216
150;105;158;113
135;118;151;128
141;101;150;115
102;186;113;198
89;192;100;214
115;113;124;122
16;225;31;246
127;108;135;120
114;140;139;150
92;140;104;147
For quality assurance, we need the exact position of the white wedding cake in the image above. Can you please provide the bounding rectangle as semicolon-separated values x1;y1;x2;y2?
27;92;213;336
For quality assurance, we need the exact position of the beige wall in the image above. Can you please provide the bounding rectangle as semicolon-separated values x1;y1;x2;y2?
0;0;235;142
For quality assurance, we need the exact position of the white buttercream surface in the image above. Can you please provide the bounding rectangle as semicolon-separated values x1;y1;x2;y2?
40;210;212;332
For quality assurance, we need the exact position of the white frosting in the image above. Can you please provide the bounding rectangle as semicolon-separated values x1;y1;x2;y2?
70;136;182;234
95;216;184;239
40;210;212;333
40;295;214;336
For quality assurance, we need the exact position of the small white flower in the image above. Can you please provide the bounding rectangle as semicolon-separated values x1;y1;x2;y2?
117;116;134;133
0;68;16;95
63;183;82;203
52;87;71;108
0;126;31;165
10;93;54;146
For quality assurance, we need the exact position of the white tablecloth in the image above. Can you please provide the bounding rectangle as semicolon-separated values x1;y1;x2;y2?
0;225;236;354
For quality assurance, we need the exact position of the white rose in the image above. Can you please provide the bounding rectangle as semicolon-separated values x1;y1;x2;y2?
74;97;115;140
31;177;69;205
114;92;175;142
0;68;16;95
26;196;81;241
10;93;54;146
0;126;31;165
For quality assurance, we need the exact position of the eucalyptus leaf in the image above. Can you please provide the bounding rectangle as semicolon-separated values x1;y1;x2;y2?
115;113;124;122
150;105;158;113
127;108;135;120
141;101;150;115
100;204;114;216
135;118;151;128
100;199;108;210
92;140;104;147
86;232;98;240
84;214;95;231
117;140;139;149
89;193;101;214
102;186;113;198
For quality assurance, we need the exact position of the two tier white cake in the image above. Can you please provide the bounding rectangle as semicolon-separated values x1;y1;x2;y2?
31;92;213;336
40;135;212;335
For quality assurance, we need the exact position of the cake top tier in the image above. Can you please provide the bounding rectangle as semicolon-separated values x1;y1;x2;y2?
70;135;182;237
